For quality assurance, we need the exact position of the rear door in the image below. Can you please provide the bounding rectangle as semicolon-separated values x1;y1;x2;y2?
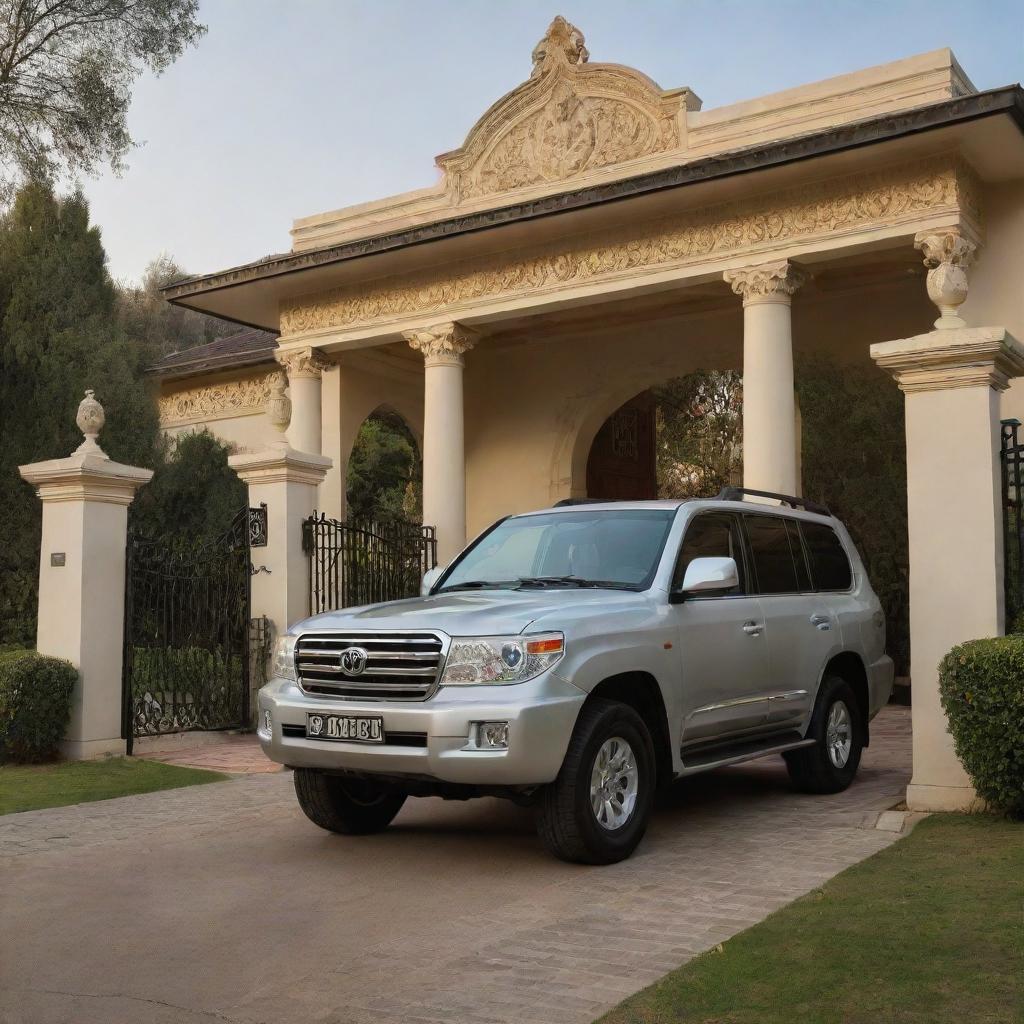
743;513;837;729
671;511;772;744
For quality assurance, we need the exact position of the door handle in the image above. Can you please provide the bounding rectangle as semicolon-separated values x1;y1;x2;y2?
810;614;831;631
742;621;763;636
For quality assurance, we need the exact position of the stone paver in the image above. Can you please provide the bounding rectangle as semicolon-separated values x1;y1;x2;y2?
137;733;283;774
0;707;910;1024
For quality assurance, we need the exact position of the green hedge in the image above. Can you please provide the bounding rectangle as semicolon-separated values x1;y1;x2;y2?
0;650;78;763
939;636;1024;817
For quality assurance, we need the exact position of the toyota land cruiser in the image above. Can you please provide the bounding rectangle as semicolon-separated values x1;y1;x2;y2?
258;489;893;864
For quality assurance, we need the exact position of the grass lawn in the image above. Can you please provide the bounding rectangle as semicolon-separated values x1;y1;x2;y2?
599;815;1023;1024
0;758;230;815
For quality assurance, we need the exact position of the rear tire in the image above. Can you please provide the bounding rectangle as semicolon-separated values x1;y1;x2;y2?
785;675;864;794
293;769;406;834
536;699;655;865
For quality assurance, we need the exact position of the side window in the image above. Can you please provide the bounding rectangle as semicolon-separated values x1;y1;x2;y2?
801;521;853;591
786;519;812;591
744;515;800;595
672;513;746;595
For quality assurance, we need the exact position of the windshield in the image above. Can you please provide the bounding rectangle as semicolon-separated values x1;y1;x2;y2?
437;508;675;592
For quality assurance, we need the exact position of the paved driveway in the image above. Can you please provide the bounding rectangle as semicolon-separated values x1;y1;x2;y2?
0;708;910;1024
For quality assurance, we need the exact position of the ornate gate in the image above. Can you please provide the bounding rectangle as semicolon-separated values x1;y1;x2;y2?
303;513;437;615
1001;419;1024;631
121;507;256;753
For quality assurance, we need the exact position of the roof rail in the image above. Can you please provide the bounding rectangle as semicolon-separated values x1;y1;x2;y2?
552;497;616;507
715;487;831;516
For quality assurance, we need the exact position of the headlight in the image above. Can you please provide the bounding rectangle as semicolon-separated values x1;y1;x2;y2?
440;632;564;686
272;635;297;681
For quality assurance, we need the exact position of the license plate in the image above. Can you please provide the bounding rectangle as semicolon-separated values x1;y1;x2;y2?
306;713;384;744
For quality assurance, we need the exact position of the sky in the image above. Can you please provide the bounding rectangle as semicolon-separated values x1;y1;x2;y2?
79;0;1024;284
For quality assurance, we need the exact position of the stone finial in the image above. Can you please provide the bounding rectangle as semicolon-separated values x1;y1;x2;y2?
404;322;479;366
266;372;291;434
73;389;108;458
914;229;977;330
724;261;808;304
531;16;589;76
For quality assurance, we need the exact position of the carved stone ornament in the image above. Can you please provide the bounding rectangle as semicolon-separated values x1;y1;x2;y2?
724;261;808;304
74;389;108;457
158;373;278;428
265;371;291;433
404;322;478;366
275;346;332;379
914;228;977;330
436;17;693;202
279;156;979;338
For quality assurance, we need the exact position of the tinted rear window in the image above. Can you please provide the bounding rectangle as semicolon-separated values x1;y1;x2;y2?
801;522;853;591
744;515;799;594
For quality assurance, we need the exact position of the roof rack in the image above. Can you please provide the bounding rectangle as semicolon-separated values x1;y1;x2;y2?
715;487;831;516
552;497;617;507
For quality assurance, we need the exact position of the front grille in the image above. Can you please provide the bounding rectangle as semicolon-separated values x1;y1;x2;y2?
295;631;446;701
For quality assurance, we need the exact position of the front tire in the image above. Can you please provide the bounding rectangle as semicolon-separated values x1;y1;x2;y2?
785;675;864;794
293;769;406;834
536;699;655;865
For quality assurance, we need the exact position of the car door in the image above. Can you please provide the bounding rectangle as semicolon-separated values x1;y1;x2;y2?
743;514;836;729
671;511;772;744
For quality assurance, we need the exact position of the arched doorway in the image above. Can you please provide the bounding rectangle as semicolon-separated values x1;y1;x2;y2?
346;407;423;521
585;392;658;500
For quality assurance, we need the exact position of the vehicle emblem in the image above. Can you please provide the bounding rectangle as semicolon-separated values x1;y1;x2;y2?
339;646;369;676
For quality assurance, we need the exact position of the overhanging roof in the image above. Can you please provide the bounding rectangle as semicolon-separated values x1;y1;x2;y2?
162;86;1024;332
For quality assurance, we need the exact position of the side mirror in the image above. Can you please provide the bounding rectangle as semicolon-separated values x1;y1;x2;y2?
674;556;739;600
420;566;443;596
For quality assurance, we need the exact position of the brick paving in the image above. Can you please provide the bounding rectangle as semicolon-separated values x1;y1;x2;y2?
137;733;283;774
0;706;910;1024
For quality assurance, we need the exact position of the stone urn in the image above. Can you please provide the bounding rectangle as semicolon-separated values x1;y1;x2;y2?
74;389;107;456
267;374;291;434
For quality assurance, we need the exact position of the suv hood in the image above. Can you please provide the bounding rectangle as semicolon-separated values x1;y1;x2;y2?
293;588;647;637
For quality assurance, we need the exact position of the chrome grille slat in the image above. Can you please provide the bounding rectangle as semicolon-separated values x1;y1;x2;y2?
296;630;445;701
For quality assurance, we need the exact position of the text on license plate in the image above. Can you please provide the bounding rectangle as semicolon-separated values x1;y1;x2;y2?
306;713;384;743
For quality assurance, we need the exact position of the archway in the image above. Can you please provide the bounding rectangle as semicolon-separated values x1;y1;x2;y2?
345;406;423;522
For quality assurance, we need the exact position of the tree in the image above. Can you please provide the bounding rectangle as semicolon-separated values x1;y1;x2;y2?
0;0;205;196
346;412;422;522
0;181;160;644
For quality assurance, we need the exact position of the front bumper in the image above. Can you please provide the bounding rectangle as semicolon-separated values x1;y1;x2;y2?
257;672;586;786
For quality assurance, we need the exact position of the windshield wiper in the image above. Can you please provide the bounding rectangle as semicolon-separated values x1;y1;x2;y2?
437;580;512;593
516;575;640;590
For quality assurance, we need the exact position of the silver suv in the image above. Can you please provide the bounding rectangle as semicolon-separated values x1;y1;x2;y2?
258;490;893;864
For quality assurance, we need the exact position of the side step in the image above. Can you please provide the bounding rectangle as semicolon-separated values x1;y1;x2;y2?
679;730;816;776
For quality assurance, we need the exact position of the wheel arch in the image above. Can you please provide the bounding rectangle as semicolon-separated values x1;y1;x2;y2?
584;671;673;786
820;651;871;747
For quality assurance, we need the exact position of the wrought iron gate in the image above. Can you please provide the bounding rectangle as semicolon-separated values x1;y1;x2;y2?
121;507;254;753
303;513;437;615
1001;419;1024;630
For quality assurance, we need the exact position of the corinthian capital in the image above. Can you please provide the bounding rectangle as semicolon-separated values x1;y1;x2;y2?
275;346;332;379
914;228;977;330
724;260;807;305
404;322;478;366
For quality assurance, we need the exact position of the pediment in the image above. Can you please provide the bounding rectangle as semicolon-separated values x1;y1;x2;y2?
437;17;699;203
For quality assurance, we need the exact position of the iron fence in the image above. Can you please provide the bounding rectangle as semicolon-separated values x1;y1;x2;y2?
303;513;438;615
1001;419;1024;631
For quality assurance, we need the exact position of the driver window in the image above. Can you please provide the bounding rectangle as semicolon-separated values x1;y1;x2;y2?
672;513;746;595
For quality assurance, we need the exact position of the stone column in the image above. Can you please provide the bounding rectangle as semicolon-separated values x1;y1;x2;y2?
19;391;153;759
872;228;1024;812
404;322;477;564
724;260;807;496
277;346;331;455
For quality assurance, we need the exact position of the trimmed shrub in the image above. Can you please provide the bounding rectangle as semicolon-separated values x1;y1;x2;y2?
939;636;1024;817
0;651;78;763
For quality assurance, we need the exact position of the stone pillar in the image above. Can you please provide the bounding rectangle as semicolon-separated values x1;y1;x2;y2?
277;346;331;455
404;322;477;564
724;260;806;496
18;391;152;759
871;228;1024;812
230;388;330;637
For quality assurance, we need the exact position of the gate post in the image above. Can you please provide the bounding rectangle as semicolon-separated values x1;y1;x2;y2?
18;391;152;759
229;440;331;642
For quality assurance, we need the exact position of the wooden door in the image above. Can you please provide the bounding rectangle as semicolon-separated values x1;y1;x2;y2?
586;392;658;500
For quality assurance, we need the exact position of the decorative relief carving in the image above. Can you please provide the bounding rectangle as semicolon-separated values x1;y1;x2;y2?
724;260;807;303
438;17;686;201
159;374;277;427
279;156;980;338
275;346;332;379
404;322;478;366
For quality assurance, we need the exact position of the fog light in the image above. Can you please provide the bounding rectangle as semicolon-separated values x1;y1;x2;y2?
263;709;272;734
474;721;510;749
